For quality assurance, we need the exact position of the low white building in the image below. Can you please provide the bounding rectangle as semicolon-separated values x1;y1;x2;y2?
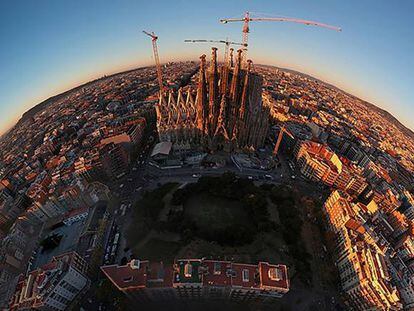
63;208;89;226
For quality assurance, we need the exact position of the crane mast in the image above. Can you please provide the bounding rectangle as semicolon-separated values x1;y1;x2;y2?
241;11;250;65
273;125;294;156
143;30;164;95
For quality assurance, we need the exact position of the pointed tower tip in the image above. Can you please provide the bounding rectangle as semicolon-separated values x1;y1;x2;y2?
229;48;234;67
211;47;218;66
235;49;243;69
199;54;207;72
246;59;252;71
236;49;243;67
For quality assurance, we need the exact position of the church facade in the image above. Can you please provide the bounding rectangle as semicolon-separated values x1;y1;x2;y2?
156;48;269;152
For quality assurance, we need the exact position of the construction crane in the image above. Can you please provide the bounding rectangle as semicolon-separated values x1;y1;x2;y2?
273;125;294;156
220;12;341;64
143;30;164;95
184;39;247;65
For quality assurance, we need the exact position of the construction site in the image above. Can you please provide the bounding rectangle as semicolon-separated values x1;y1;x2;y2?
156;49;270;153
143;12;340;162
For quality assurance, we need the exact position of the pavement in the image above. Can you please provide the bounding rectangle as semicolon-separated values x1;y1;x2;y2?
32;220;85;269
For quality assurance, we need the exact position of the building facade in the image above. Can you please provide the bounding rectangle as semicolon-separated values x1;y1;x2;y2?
156;49;270;152
9;252;89;310
323;191;402;310
101;258;289;305
294;141;368;197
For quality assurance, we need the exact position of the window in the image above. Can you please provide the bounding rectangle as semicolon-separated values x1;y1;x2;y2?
242;269;249;282
184;263;192;278
213;262;221;275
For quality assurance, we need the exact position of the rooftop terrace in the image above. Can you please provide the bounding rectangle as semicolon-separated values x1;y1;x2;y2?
174;259;202;285
102;258;289;292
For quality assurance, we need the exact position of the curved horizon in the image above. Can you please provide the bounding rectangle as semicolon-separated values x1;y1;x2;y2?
1;1;413;135
3;55;412;136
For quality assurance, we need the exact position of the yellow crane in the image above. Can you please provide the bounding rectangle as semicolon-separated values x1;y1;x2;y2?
143;30;164;95
184;39;247;65
220;12;341;65
273;125;294;156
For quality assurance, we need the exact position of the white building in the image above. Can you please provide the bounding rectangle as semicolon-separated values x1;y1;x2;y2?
10;252;89;310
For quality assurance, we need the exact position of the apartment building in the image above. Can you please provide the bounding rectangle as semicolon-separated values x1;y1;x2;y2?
9;252;89;310
101;258;289;305
323;191;402;310
294;140;342;186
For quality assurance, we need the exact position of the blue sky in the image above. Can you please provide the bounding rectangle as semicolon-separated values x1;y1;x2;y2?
0;0;413;133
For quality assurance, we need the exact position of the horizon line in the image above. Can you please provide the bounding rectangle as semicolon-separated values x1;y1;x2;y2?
2;60;413;136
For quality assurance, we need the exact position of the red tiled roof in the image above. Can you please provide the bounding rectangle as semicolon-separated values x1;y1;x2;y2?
102;259;291;293
101;260;150;290
231;263;258;288
345;218;366;234
258;262;289;290
40;261;58;272
203;260;232;287
147;261;174;288
10;252;84;310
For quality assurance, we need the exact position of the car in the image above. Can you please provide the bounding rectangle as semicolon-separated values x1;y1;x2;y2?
248;176;253;180
116;172;126;179
265;174;273;180
192;173;201;178
119;184;124;188
291;175;296;179
132;167;137;171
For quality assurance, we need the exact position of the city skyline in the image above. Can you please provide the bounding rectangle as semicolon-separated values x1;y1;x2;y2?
1;0;414;135
2;2;414;308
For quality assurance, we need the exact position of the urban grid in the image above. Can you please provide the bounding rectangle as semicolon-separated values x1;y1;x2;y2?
0;10;414;311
